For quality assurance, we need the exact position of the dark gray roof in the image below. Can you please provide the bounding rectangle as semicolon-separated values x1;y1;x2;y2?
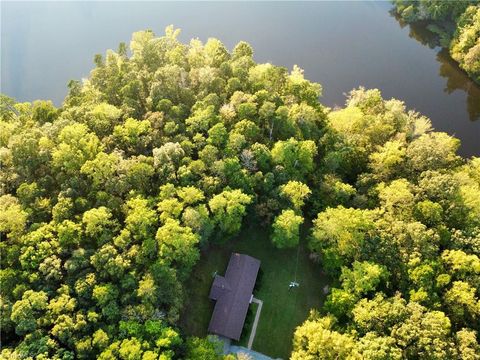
209;275;231;300
208;253;261;340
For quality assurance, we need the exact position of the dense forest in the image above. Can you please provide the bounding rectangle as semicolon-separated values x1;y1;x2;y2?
393;0;480;84
1;26;480;359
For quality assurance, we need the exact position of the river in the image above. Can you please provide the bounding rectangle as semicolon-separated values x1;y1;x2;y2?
1;1;479;156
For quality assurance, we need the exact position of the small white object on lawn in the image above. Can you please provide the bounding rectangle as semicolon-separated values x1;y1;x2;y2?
289;281;299;289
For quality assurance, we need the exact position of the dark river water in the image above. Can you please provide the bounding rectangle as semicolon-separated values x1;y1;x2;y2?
2;1;479;156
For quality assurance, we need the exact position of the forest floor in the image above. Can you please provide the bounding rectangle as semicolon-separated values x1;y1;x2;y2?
179;222;330;359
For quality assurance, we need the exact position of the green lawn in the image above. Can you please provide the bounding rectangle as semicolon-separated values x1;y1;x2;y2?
179;222;330;359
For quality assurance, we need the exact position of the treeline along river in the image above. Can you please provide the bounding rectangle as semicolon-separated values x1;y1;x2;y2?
2;1;479;156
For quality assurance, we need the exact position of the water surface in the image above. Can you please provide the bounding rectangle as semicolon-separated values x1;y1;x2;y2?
2;1;479;156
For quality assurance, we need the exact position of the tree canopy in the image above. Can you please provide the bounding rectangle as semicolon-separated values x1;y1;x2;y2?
293;87;480;359
0;26;327;359
393;1;480;84
1;25;479;359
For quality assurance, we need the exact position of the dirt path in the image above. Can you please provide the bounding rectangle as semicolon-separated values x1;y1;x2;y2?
248;297;263;350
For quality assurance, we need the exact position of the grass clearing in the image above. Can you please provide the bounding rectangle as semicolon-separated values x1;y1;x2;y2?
179;222;330;359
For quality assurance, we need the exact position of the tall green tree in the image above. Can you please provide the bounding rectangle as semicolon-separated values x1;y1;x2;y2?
271;209;304;249
208;189;252;239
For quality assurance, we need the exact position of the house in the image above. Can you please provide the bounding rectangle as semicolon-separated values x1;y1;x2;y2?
208;253;261;341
